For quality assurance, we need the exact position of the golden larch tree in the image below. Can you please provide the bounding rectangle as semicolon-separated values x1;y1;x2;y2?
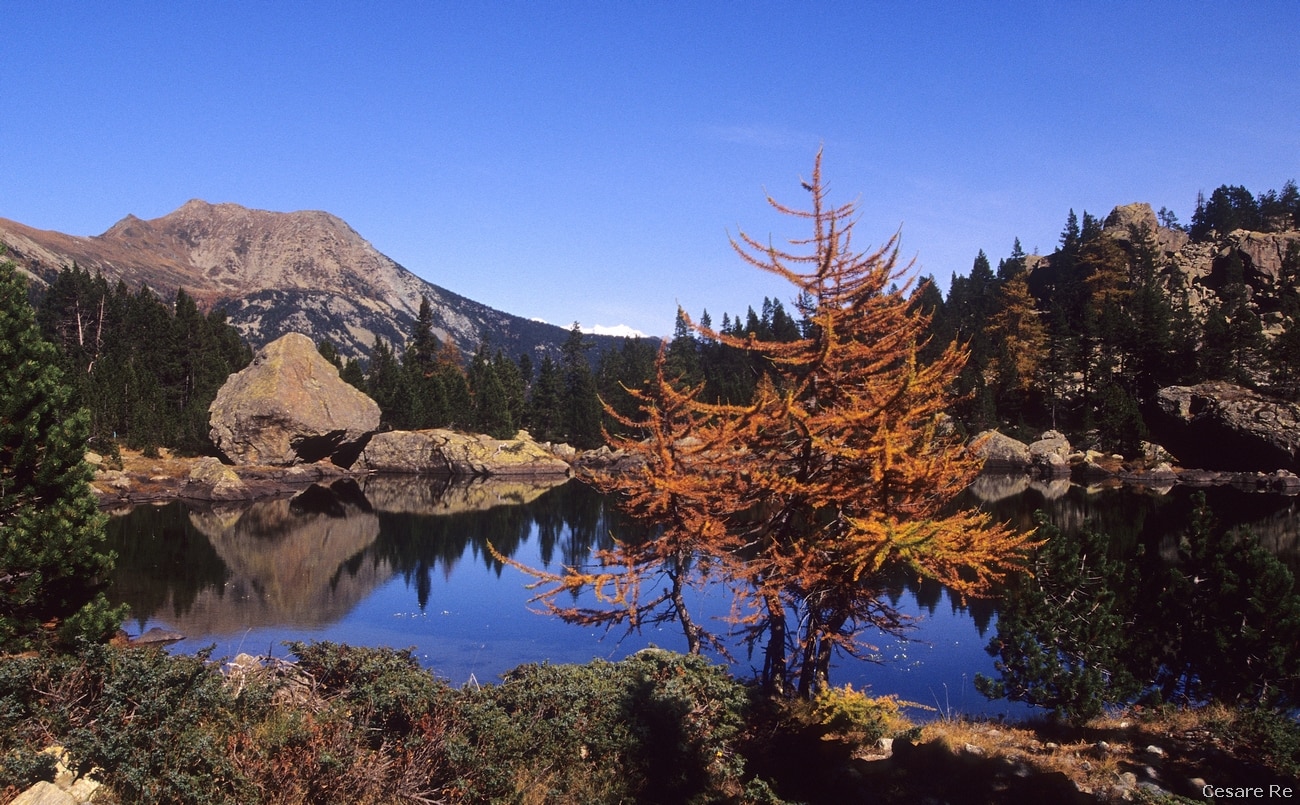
984;272;1047;394
506;152;1036;697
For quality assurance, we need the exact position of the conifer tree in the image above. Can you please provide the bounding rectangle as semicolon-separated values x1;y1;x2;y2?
317;339;344;370
1;260;125;650
468;344;514;438
493;349;527;433
984;272;1046;420
561;324;603;449
664;309;702;383
526;355;565;441
507;155;1034;696
434;341;473;429
367;336;408;428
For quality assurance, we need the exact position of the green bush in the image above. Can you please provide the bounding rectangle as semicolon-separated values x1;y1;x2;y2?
0;642;780;803
811;684;915;743
286;641;450;739
450;648;752;804
61;645;251;804
0;747;56;792
1231;707;1300;779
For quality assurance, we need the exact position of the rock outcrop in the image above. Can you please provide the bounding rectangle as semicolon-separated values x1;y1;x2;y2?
970;430;1032;471
1225;230;1300;293
1027;430;1072;477
1105;202;1189;256
1151;381;1300;472
355;429;572;477
209;332;380;467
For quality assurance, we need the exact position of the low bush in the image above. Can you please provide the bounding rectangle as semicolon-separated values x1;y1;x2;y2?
811;684;915;744
449;648;752;803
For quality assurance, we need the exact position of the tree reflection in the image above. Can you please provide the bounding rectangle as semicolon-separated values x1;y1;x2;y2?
979;494;1300;723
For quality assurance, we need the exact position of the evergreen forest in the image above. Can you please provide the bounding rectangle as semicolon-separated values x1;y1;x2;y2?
35;265;253;456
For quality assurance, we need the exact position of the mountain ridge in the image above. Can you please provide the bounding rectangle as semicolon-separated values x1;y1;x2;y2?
0;200;624;361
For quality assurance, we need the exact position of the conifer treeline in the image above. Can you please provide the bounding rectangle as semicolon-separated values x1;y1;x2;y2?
927;180;1300;452
330;297;614;449
331;295;807;451
36;265;252;455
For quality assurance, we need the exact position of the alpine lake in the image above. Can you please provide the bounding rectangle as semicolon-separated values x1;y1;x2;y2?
104;473;1300;721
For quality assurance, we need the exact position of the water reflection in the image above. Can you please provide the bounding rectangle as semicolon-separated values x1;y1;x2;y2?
963;476;1300;570
104;476;1300;719
108;477;614;638
966;476;1300;718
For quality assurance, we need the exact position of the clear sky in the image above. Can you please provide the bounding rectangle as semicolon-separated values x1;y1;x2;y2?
4;3;1298;338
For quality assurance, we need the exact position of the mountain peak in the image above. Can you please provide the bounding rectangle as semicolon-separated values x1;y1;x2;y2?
0;201;624;364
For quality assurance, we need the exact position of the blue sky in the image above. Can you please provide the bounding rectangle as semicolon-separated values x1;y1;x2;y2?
4;3;1297;338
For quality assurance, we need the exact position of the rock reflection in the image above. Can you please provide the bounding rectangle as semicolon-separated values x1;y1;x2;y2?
184;480;383;634
360;474;569;516
107;477;611;638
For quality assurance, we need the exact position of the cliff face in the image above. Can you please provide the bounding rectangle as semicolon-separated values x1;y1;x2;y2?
0;200;611;360
1042;202;1300;337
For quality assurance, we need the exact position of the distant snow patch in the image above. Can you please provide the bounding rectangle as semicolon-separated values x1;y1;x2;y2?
529;317;648;339
582;324;648;339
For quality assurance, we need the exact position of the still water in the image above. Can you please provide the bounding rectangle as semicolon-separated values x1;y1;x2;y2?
104;474;1300;720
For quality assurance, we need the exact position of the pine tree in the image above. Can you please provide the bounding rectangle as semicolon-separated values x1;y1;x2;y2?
433;341;473;429
1;260;125;650
664;309;701;383
367;336;408;428
317;339;344;370
561;324;603;449
469;344;514;438
526;356;564;441
493;349;527;434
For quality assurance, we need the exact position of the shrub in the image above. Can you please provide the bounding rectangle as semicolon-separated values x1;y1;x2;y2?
61;645;251;804
286;641;450;739
1230;707;1300;779
450;648;752;804
0;747;56;794
811;684;915;744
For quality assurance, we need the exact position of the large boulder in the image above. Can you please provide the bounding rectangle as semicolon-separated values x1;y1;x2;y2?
1151;381;1300;472
970;430;1032;471
1223;230;1300;293
355;429;572;477
1028;430;1072;477
209;333;380;467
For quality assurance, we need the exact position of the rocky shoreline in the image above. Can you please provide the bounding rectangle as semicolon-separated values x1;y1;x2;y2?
90;430;576;508
969;427;1300;496
89;334;1300;507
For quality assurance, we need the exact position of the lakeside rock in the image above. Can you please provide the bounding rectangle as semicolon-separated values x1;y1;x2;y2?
354;429;571;477
1151;381;1300;473
209;332;380;467
1028;430;1072;477
970;430;1033;471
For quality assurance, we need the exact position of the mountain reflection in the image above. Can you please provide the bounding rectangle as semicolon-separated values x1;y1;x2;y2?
107;477;619;637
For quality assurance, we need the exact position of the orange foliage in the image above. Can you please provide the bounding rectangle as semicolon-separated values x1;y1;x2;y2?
506;151;1036;697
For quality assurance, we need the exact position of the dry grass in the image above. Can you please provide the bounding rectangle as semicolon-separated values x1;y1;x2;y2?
908;704;1297;801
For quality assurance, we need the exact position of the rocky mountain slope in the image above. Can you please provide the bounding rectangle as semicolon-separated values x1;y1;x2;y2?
0;200;619;360
1027;202;1300;335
